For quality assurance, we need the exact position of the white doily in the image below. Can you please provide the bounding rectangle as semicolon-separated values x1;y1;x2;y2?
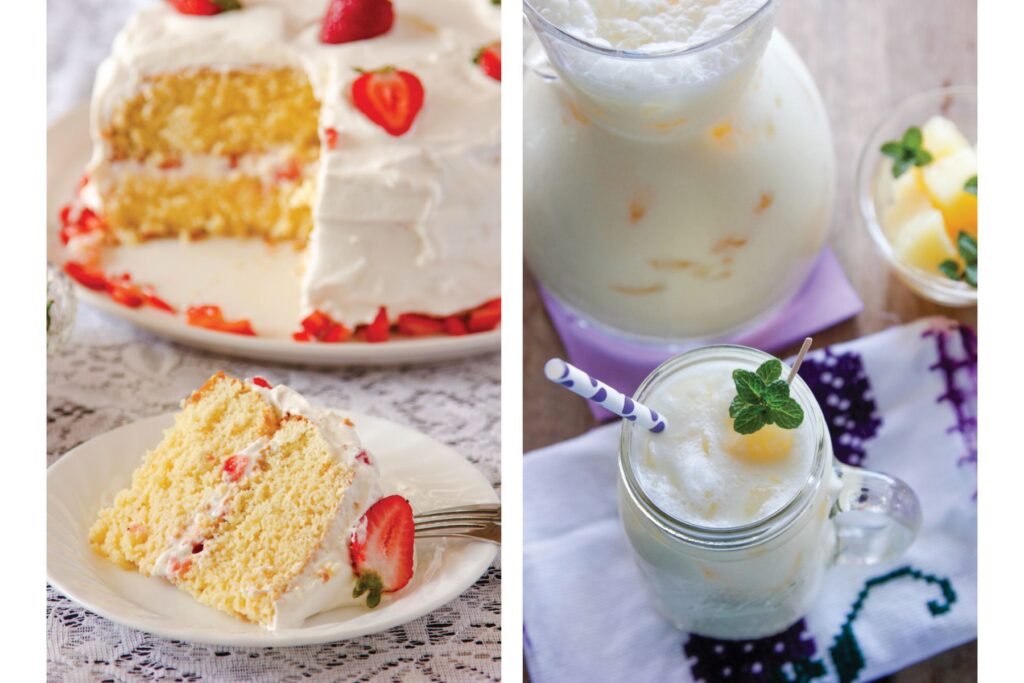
47;305;501;682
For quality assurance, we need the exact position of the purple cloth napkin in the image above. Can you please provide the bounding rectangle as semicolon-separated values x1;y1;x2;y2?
539;248;862;420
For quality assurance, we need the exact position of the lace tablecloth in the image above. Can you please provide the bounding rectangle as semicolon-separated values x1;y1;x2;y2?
47;3;501;678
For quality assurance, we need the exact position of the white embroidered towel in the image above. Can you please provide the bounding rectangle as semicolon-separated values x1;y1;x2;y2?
524;318;976;683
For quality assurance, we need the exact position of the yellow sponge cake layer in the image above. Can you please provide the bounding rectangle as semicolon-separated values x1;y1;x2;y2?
176;416;357;625
89;373;278;570
104;67;321;164
102;174;314;244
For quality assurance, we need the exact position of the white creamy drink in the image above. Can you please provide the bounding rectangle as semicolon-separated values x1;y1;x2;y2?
524;0;834;340
618;347;922;639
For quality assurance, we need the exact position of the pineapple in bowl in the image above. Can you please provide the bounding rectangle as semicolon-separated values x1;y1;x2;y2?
858;86;977;305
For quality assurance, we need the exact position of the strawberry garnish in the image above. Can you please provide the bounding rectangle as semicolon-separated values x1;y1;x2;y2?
108;281;146;308
349;495;414;608
467;298;501;333
324;127;339;150
299;310;353;343
168;0;241;16
222;454;249;482
186;305;256;336
63;261;108;291
320;0;393;44
351;68;424;137
142;292;176;313
252;376;272;389
474;42;501;82
396;313;444;337
362;306;391;342
443;315;469;336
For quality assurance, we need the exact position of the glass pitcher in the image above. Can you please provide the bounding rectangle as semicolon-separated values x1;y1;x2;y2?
524;0;836;341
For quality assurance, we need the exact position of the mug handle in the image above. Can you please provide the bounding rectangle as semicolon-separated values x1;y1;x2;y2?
523;19;559;81
831;463;922;566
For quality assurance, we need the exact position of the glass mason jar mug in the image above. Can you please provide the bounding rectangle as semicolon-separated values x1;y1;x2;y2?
617;346;921;639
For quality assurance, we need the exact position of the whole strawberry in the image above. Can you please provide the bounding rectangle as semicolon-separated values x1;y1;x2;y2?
168;0;241;16
349;495;415;608
351;69;424;137
321;0;394;44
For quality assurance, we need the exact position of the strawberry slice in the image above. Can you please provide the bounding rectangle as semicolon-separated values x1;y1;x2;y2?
351;68;424;137
186;305;256;336
320;0;394;44
142;292;176;314
301;310;332;338
321;322;352;342
443;315;469;337
363;307;390;343
396;313;444;337
467;298;501;333
168;0;241;16
349;495;414;608
252;376;272;389
474;42;501;82
293;330;312;342
63;261;108;291
108;281;146;308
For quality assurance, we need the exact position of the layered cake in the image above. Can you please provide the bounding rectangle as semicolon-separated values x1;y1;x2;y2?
60;0;501;341
89;373;415;628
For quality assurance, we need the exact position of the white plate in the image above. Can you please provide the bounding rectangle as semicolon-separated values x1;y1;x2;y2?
46;104;500;366
47;410;499;646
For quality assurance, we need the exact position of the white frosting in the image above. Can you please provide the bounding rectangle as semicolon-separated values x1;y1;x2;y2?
86;0;500;326
248;381;386;628
636;360;814;527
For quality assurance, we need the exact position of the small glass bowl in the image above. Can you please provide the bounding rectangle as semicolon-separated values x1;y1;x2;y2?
856;85;977;307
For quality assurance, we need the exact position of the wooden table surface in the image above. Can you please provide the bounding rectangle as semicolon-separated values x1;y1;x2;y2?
523;0;977;680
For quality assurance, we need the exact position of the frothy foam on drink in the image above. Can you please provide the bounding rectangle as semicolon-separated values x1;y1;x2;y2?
534;0;766;52
635;359;814;528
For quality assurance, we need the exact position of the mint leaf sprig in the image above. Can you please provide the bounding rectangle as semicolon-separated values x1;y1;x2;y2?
729;359;805;435
964;175;977;195
939;231;977;288
880;126;934;178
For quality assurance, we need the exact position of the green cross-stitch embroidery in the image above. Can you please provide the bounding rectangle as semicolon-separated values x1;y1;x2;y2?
829;566;957;683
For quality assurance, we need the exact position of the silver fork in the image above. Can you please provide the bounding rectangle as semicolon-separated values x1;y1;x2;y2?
414;503;501;544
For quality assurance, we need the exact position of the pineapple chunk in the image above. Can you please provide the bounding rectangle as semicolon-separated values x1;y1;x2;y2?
882;168;934;239
922;146;978;240
892;208;959;272
922;115;970;160
725;423;795;465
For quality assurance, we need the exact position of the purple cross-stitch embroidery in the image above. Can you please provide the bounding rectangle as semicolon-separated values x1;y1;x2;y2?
923;321;977;491
684;619;825;682
798;349;882;466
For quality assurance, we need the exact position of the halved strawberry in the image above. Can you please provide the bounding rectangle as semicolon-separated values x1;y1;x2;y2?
467;298;501;333
474;42;501;82
168;0;241;16
320;0;394;44
63;261;108;291
363;306;390;342
349;495;414;608
397;313;444;337
351;68;424;137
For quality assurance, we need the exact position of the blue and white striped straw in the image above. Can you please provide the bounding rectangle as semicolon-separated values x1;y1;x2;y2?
543;358;667;433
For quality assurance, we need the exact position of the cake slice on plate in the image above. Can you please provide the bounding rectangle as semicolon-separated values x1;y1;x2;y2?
89;372;414;629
